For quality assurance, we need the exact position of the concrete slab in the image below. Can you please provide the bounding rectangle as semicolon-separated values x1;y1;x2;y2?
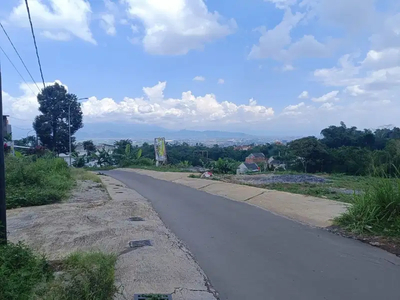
200;181;267;202
173;178;215;189
248;191;349;227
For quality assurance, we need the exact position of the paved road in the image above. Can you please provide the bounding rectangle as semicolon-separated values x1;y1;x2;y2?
107;170;400;300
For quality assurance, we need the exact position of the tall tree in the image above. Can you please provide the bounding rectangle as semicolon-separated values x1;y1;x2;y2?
33;83;83;154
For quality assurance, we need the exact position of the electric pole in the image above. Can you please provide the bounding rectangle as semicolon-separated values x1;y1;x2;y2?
0;65;7;244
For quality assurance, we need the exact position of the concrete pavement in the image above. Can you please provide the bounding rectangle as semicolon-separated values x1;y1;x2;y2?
119;168;348;227
107;170;400;300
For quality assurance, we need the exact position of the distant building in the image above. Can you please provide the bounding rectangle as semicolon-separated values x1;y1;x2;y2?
245;153;266;164
234;145;253;151
237;163;260;174
97;143;115;152
268;156;286;170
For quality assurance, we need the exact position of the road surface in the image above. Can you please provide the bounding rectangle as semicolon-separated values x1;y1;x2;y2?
107;170;400;300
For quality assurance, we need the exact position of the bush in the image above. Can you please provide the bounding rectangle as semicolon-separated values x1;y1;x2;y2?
41;252;118;300
335;176;400;236
212;158;240;174
6;156;74;209
0;242;52;300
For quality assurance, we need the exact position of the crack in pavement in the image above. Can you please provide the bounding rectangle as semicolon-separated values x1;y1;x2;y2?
197;183;218;190
244;191;266;202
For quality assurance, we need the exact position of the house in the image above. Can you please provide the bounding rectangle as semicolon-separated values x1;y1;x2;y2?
268;156;286;170
245;153;266;164
237;163;260;174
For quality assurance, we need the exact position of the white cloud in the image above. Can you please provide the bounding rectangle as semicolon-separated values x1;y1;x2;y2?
312;91;339;102
362;48;400;69
218;79;225;84
9;0;96;44
100;14;116;36
314;54;360;86
41;31;71;41
282;64;294;72
248;9;304;60
370;13;400;49
81;82;274;126
122;0;236;55
284;102;305;111
298;91;309;99
248;10;329;62
300;0;378;32
193;76;205;81
264;0;297;9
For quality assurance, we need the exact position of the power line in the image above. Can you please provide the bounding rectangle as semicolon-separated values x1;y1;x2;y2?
24;0;45;89
0;45;37;96
0;22;41;93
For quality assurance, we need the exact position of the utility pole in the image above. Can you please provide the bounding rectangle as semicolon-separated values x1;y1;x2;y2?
0;65;7;244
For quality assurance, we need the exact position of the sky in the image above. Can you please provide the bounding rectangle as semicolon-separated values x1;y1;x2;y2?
1;0;400;139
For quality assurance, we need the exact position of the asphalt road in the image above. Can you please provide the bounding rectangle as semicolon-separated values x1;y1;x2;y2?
107;170;400;300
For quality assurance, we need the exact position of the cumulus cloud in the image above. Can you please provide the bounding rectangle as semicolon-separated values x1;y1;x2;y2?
100;14;116;36
122;0;236;55
218;79;225;84
81;82;274;127
193;76;205;81
8;0;96;44
312;91;339;102
298;91;309;99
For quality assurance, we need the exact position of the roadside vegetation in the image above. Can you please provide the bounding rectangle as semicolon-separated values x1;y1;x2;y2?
0;242;117;300
335;176;400;236
6;155;74;209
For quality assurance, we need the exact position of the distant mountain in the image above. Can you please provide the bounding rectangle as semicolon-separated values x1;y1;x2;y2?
76;123;255;141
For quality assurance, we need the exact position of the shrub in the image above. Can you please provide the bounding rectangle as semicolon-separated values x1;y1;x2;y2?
0;242;52;300
6;156;74;209
335;176;400;236
41;252;118;300
212;158;240;174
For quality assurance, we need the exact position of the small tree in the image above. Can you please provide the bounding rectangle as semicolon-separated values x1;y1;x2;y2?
83;140;96;156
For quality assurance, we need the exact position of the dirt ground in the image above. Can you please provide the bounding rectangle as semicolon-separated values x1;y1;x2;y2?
7;176;217;300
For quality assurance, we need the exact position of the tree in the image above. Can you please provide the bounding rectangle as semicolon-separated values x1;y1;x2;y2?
33;83;83;154
288;137;328;173
83;140;96;156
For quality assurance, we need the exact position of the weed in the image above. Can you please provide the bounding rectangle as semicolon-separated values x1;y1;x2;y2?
6;156;74;209
335;176;400;236
0;242;52;300
40;252;118;300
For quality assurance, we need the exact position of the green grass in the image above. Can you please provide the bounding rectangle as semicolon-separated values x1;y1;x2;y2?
0;242;52;300
0;243;118;300
335;176;400;236
6;156;75;209
71;168;101;183
40;252;118;300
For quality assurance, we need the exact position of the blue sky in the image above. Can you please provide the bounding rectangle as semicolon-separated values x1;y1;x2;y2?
1;0;400;138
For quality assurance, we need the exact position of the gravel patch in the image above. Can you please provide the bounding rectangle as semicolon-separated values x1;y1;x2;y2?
235;174;328;185
69;180;110;203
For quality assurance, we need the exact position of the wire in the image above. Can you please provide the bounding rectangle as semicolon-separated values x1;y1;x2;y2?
0;45;37;96
0;22;41;93
24;0;45;89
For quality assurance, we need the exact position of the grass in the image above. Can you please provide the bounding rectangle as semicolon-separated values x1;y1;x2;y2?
71;168;102;183
0;243;118;300
335;176;400;236
0;242;52;300
6;156;75;209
